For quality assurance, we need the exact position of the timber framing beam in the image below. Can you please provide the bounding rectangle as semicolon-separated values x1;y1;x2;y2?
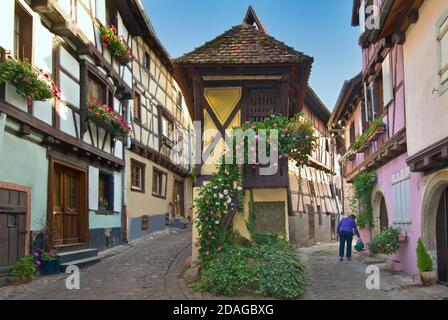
408;139;448;173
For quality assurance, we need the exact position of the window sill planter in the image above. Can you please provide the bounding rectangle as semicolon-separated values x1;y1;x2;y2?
39;260;60;275
96;209;115;216
357;142;370;153
87;114;125;139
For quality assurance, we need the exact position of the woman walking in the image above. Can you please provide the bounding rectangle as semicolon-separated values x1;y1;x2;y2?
337;214;361;261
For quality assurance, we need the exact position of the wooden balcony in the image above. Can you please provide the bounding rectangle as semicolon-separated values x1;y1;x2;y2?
244;159;289;189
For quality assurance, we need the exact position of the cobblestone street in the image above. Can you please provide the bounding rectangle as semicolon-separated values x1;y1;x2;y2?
299;243;448;300
2;232;448;300
0;229;198;300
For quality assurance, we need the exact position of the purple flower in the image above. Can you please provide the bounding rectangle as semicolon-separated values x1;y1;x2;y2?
35;260;42;266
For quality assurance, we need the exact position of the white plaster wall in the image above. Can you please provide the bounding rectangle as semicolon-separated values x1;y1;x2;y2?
59;104;77;137
34;22;53;74
33;100;52;125
77;1;95;43
5;84;27;112
60;46;80;81
404;0;448;157
60;73;80;107
95;0;106;25
114;140;123;159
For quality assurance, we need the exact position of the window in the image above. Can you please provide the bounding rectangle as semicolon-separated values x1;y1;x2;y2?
152;168;167;198
106;2;118;28
131;159;145;192
349;122;356;146
87;74;115;108
98;172;114;212
14;2;32;61
134;92;141;122
391;167;411;233
161;115;174;146
382;53;393;106
143;51;150;71
437;11;448;94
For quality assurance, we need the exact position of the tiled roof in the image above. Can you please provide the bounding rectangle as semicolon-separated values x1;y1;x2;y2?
174;24;313;65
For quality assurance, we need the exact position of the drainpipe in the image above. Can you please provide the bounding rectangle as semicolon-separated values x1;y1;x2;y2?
0;112;6;154
122;101;131;244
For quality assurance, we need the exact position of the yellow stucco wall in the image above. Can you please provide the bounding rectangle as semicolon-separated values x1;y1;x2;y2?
191;187;289;260
126;151;193;218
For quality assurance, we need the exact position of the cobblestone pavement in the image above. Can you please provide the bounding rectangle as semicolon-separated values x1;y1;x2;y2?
299;243;448;300
3;234;448;300
0;229;197;300
0;228;266;300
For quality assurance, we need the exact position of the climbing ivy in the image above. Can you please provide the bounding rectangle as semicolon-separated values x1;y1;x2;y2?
353;171;376;229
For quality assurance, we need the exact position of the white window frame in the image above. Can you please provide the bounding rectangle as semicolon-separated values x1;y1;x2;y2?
382;53;393;106
437;9;448;95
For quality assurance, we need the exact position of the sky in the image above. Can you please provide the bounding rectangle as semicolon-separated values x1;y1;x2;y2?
141;0;362;111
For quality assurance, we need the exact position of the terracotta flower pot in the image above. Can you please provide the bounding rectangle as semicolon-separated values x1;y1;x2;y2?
8;277;33;286
420;271;437;286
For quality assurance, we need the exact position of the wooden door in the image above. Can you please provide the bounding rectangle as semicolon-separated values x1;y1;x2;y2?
380;197;389;231
0;188;27;268
436;187;448;283
307;205;315;241
53;165;83;246
173;180;184;218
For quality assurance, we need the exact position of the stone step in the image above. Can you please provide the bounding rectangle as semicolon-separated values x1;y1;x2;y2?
60;256;101;271
0;267;10;287
57;248;98;265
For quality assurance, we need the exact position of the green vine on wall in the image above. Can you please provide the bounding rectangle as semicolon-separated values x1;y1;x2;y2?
193;114;316;269
353;171;376;229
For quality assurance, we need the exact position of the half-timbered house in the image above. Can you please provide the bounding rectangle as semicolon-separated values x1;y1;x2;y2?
329;0;425;277
174;6;343;252
0;0;138;281
125;2;194;241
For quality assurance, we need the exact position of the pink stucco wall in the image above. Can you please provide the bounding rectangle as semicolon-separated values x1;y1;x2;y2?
373;153;424;277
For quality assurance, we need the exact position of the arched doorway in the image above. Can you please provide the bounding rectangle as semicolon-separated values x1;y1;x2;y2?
379;196;389;231
436;187;448;283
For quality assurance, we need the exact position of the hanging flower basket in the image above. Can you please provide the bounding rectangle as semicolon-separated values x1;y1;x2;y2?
87;97;131;139
0;58;60;105
100;25;134;65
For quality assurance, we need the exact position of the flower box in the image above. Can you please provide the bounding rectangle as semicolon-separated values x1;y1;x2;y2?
100;25;133;65
0;58;60;104
87;97;131;139
357;142;370;153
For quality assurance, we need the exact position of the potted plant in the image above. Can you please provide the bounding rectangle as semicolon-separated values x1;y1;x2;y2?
8;256;37;285
33;250;60;275
99;197;109;211
368;227;401;255
0;58;60;105
100;25;134;65
416;238;437;286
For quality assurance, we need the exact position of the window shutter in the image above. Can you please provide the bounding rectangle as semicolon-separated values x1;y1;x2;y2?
89;166;99;211
359;0;366;34
382;53;393;105
114;171;122;213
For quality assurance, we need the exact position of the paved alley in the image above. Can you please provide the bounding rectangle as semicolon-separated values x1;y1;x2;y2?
299;243;448;300
0;229;197;300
